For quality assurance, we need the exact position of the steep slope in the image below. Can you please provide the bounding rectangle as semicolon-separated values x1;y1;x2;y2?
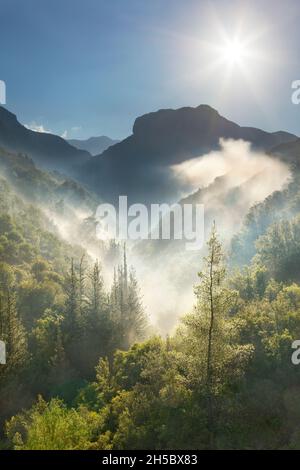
0;146;101;249
0;146;97;210
78;104;298;204
0;107;91;174
68;136;119;156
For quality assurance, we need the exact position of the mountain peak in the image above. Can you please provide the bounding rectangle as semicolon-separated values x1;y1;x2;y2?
196;103;219;113
132;103;221;137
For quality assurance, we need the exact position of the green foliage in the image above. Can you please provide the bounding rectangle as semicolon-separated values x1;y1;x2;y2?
230;171;300;267
256;215;300;282
0;177;148;444
6;397;100;450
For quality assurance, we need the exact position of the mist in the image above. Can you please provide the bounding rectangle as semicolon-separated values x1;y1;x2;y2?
172;138;290;199
0;139;291;335
131;139;291;333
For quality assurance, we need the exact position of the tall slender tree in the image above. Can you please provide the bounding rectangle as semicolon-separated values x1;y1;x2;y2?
197;223;225;445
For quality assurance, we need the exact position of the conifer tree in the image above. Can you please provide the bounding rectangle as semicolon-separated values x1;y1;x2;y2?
63;258;82;366
87;260;105;319
64;258;79;328
78;254;87;318
197;223;225;445
0;282;27;380
180;223;252;448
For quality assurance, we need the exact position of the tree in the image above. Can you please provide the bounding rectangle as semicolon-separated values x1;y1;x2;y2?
87;260;106;319
78;254;87;318
109;246;148;350
126;268;148;343
177;224;253;448
6;397;99;450
76;260;112;378
256;215;300;282
0;270;27;379
64;258;79;328
195;223;225;445
62;258;82;371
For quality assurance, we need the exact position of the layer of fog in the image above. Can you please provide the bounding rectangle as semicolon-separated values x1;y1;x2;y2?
172;138;290;200
130;139;291;333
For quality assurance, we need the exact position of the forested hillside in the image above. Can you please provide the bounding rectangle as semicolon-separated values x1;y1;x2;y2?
2;162;300;448
0;158;148;449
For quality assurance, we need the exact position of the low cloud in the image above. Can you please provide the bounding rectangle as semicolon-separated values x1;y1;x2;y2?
25;122;52;133
172;138;291;198
25;122;69;139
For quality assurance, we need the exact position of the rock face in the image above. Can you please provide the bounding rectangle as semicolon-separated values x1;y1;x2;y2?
78;104;298;204
0;106;91;174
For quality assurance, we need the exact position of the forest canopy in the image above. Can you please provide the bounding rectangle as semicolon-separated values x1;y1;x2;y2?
1;152;300;450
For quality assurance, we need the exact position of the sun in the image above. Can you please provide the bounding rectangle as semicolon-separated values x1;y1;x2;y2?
221;39;247;65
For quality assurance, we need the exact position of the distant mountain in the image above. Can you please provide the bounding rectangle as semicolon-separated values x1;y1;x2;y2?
0;106;91;174
77;104;298;205
68;136;120;156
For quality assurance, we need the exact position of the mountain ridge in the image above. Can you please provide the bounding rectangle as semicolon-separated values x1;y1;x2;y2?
77;104;298;204
0;106;91;174
0;103;298;206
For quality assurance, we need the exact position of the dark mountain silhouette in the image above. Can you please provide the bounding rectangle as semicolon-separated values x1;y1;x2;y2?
0;106;91;173
77;104;298;204
68;136;119;156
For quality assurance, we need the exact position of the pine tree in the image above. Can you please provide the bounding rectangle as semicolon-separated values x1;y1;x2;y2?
87;260;105;319
185;223;252;447
109;247;147;350
64;258;79;328
0;283;28;379
76;260;112;377
196;223;225;445
126;268;147;343
63;258;82;366
78;254;87;318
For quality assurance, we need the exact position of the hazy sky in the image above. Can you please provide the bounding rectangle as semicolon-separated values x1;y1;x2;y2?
1;0;300;139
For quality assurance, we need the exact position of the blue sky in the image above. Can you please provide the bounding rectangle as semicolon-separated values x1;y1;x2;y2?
1;0;300;139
